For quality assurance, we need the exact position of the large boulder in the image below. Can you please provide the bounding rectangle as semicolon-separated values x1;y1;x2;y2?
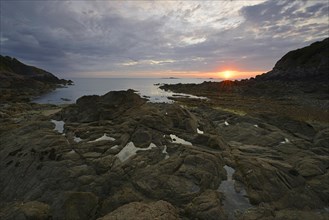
60;90;146;122
185;190;227;220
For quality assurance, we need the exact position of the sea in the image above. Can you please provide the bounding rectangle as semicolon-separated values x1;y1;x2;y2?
33;78;220;104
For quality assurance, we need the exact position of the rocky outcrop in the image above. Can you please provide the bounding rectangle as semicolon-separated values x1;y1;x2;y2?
1;89;328;219
0;55;71;101
0;90;231;219
60;89;147;123
256;38;329;82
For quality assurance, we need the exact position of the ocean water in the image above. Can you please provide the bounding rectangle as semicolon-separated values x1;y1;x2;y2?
33;78;219;104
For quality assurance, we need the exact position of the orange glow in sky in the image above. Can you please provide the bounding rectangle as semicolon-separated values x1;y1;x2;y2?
211;69;265;80
77;70;265;79
221;70;236;79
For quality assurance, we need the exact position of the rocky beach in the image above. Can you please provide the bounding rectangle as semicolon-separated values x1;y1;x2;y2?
0;39;329;220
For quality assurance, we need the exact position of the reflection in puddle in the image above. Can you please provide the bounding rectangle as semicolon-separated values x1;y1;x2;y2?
218;165;252;219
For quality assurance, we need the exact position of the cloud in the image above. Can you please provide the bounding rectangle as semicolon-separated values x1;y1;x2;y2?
0;0;328;78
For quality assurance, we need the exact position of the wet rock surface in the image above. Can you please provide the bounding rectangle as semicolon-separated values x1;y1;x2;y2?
1;89;328;220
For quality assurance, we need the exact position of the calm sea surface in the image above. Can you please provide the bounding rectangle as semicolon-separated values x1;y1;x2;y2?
33;78;219;104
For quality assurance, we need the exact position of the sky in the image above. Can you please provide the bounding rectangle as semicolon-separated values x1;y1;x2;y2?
1;0;328;79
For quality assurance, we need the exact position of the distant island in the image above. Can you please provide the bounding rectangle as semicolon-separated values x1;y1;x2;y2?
161;77;180;79
0;39;328;220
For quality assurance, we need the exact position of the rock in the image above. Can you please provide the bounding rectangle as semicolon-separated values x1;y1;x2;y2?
60;90;146;122
131;128;152;148
235;206;274;220
273;209;329;220
185;190;227;220
0;201;51;220
131;150;225;205
235;157;306;206
139;114;171;132
294;158;327;177
193;134;228;150
51;191;99;220
98;200;179;220
100;184;144;215
314;128;329;149
165;104;198;132
92;154;116;174
306;172;329;205
256;38;329;82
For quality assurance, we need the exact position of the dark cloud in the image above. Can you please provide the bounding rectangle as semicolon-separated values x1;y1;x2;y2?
0;0;328;78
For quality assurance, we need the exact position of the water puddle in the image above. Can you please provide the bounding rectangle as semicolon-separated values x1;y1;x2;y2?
280;138;290;144
116;142;157;162
197;128;204;134
169;134;192;146
218;165;252;219
51;120;65;133
88;133;115;143
73;136;83;143
162;145;170;159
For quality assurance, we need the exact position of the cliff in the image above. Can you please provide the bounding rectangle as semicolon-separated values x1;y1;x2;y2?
256;38;329;81
0;55;71;101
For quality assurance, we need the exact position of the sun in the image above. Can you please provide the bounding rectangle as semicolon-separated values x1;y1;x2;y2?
221;70;234;79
